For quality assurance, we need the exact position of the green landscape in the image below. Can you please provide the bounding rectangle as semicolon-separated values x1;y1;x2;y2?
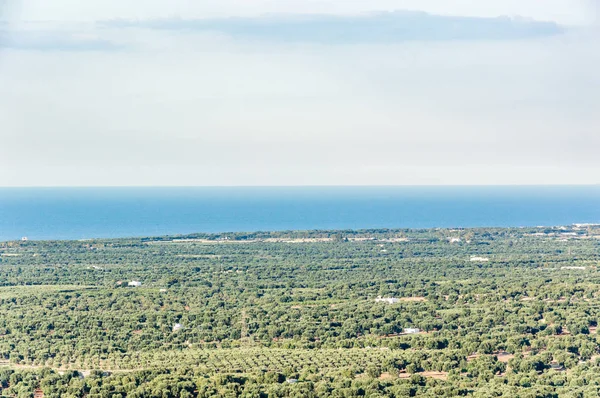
1;225;600;397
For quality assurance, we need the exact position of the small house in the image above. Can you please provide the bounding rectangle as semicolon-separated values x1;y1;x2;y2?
128;281;142;287
375;296;400;304
173;323;182;332
403;328;420;334
549;362;565;371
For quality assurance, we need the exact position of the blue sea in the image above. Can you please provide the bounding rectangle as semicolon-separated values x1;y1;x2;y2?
0;186;599;241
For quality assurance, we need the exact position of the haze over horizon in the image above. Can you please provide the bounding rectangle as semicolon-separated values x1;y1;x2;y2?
1;0;599;187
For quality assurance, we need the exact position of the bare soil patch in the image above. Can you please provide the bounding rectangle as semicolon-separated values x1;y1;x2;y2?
496;353;514;363
398;371;448;380
399;297;427;302
379;372;395;380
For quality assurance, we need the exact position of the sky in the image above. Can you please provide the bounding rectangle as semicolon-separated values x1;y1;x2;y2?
0;0;599;186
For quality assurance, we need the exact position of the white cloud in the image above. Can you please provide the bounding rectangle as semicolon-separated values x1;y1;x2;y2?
102;13;564;44
1;0;595;25
1;12;565;52
0;1;598;186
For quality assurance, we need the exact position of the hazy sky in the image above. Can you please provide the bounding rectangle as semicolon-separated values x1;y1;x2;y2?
0;0;598;186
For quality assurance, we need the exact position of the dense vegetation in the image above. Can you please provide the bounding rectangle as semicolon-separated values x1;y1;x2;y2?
1;225;600;397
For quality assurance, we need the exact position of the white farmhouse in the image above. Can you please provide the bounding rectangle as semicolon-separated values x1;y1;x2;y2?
128;281;142;287
173;323;182;332
403;328;421;334
470;256;490;262
375;296;400;304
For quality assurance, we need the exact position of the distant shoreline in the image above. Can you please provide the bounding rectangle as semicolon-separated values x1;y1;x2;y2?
3;223;600;244
2;186;599;241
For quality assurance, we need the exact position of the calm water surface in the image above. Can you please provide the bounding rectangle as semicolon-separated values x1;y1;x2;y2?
1;186;599;241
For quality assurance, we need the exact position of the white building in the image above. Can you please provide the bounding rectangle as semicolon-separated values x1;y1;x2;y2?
21;237;28;241
403;328;421;334
173;323;182;332
470;256;490;262
375;296;400;304
128;281;142;287
159;288;168;293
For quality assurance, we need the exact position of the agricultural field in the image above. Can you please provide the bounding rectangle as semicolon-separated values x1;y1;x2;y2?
1;226;600;397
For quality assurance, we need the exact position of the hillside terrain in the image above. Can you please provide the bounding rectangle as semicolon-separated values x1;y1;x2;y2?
1;225;600;397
